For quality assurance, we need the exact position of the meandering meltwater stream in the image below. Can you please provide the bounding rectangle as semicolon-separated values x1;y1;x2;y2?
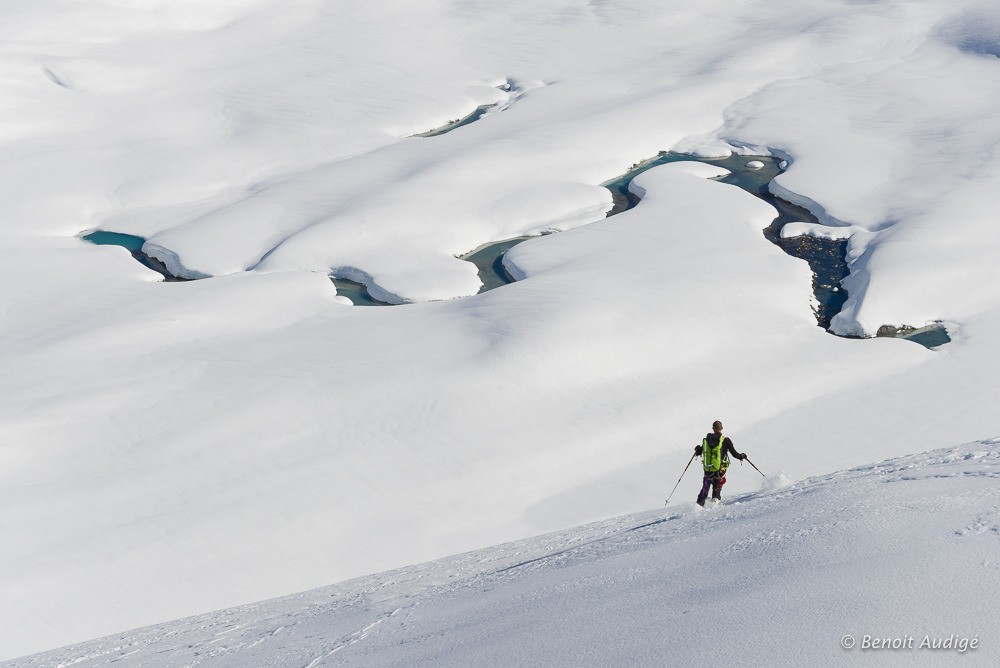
80;152;948;348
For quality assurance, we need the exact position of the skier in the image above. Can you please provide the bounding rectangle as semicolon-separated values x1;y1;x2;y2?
693;420;746;506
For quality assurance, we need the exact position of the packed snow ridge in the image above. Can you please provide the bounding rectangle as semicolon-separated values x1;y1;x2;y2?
9;440;999;667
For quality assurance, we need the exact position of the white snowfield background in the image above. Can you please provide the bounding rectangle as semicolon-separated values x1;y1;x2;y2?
2;0;1000;661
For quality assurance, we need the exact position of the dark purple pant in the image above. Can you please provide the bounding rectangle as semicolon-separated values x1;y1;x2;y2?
697;471;727;505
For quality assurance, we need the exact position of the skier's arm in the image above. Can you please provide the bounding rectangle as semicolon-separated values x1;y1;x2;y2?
724;437;746;460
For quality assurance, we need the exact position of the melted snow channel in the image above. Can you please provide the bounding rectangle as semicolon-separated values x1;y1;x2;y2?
79;155;950;347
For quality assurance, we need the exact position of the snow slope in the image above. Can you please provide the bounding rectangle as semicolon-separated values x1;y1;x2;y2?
7;440;999;667
5;0;1000;659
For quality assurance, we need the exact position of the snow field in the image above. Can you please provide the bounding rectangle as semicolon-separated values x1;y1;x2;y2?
5;0;1000;659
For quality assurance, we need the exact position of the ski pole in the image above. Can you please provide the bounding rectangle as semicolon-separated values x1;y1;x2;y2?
665;451;698;505
744;456;766;478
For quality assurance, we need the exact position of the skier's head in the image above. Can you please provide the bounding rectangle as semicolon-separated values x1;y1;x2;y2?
712;420;723;433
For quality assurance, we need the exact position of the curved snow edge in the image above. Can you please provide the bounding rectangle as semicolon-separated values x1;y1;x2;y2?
332;267;408;305
768;178;851;229
141;243;211;280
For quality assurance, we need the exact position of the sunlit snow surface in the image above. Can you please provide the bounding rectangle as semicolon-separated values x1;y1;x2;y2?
4;0;1000;659
9;442;999;667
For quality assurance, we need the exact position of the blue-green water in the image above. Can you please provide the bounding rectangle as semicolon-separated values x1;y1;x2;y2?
82;230;388;302
601;153;849;328
600;153;949;347
81;231;186;281
82;230;146;253
414;105;495;138
455;153;947;348
332;235;528;304
892;323;951;349
416;81;515;138
455;155;847;324
331;277;389;306
460;237;531;293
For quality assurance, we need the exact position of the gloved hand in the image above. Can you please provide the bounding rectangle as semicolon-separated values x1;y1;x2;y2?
694;445;702;456
737;453;747;460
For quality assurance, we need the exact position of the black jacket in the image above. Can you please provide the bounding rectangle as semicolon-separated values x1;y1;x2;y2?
694;432;744;464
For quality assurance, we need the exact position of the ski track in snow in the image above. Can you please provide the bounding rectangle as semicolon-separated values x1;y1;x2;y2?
9;441;999;668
